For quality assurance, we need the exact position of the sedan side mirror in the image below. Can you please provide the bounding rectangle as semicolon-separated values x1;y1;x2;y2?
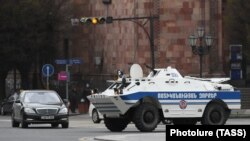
63;99;69;104
63;99;70;107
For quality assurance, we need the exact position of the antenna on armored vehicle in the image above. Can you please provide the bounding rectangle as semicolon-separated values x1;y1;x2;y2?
144;64;157;75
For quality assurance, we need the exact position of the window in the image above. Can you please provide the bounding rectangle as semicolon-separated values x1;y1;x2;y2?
24;92;61;104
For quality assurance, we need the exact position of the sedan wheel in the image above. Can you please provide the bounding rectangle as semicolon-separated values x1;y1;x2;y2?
11;113;19;127
21;114;28;128
62;122;69;128
92;109;101;123
1;107;5;115
51;123;59;128
21;120;28;128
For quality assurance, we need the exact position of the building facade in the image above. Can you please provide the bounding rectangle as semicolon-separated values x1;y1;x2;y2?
63;0;226;81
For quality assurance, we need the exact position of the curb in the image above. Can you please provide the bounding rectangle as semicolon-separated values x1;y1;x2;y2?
94;134;127;141
94;133;165;141
230;109;250;118
69;113;82;116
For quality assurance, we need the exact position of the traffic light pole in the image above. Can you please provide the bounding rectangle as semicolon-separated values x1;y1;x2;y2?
66;64;69;100
112;16;158;69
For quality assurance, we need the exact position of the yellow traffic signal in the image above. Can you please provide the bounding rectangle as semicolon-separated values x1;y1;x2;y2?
92;17;98;24
80;17;109;25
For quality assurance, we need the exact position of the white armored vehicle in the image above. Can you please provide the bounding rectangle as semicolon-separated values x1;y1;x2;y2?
87;64;241;132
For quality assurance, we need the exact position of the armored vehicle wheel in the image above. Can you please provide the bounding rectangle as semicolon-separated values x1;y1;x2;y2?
104;118;130;132
202;103;228;125
133;103;159;132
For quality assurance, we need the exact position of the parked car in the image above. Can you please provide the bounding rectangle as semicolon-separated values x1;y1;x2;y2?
0;94;16;115
89;103;103;123
11;90;69;128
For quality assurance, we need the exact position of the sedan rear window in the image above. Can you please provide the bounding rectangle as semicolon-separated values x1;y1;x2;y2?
24;92;61;104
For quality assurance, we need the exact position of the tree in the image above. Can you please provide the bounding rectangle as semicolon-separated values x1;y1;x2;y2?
0;0;70;98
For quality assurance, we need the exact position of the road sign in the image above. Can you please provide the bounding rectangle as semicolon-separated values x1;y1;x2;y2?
69;58;83;64
42;64;54;77
58;71;68;81
55;59;68;65
55;58;83;65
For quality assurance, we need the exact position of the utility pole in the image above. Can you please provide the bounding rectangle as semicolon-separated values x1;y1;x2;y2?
111;16;158;69
77;15;158;68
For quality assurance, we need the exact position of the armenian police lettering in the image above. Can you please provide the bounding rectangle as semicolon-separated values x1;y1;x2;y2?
158;92;217;99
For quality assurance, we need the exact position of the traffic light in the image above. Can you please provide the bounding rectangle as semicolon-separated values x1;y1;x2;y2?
79;17;92;24
102;0;111;5
79;17;113;25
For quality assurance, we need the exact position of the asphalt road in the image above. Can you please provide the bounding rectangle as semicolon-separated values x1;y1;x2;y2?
0;114;249;141
0;114;165;141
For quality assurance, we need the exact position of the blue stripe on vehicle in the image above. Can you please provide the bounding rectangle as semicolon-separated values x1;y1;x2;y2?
125;101;240;105
120;91;241;101
160;102;240;105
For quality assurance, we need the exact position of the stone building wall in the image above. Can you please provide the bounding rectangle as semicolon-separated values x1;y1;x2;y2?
68;0;224;77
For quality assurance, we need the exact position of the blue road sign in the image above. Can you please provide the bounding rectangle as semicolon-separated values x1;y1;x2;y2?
55;58;83;65
42;64;54;77
55;59;68;65
69;58;83;64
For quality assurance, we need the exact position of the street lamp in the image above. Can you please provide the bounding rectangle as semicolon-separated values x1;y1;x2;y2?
188;27;213;78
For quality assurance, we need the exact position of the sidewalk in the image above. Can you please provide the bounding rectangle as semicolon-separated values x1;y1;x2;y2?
230;109;250;118
68;108;89;116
